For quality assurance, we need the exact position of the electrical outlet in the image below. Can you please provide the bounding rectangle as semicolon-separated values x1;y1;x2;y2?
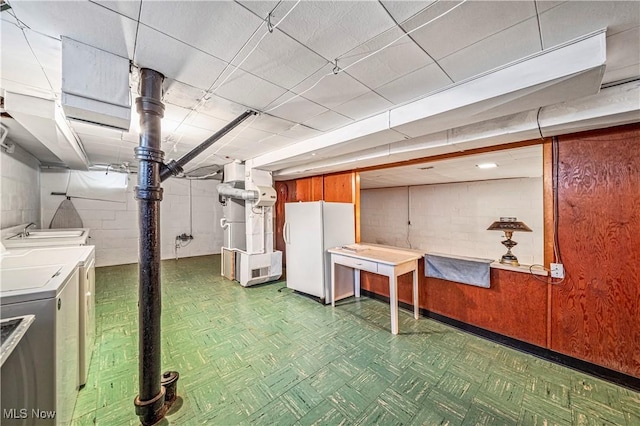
550;263;564;279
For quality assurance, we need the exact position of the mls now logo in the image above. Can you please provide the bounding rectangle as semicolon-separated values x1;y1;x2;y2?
3;409;56;419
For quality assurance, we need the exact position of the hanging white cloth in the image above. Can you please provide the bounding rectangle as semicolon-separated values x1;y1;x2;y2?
66;170;128;203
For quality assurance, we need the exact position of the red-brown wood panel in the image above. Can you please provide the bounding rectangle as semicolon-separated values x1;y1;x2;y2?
551;123;640;377
324;172;355;203
295;176;324;201
426;269;548;346
361;260;547;347
275;180;295;264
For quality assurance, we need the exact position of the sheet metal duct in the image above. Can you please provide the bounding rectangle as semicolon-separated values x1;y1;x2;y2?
62;37;131;130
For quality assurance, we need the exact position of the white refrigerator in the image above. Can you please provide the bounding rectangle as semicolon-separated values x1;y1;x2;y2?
284;201;355;304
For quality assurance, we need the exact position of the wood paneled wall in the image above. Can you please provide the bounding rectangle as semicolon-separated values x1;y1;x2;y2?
361;264;548;347
550;124;640;377
274;171;360;264
274;124;639;378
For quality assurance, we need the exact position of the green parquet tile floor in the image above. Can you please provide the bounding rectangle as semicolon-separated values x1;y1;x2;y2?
72;255;640;425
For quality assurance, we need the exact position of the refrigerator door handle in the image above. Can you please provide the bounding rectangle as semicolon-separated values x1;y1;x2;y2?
283;221;290;244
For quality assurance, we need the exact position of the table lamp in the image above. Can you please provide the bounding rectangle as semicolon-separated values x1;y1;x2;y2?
487;217;532;266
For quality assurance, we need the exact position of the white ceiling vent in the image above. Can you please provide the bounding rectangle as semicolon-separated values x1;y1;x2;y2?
61;37;131;131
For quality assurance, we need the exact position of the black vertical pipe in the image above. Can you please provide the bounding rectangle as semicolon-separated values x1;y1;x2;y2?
133;68;166;425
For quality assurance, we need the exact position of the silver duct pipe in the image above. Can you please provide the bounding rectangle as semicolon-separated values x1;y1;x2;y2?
217;183;258;201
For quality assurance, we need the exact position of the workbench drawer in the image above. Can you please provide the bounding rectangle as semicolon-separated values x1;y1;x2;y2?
333;254;378;273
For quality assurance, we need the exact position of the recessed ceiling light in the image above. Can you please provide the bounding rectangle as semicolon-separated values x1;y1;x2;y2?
476;163;498;169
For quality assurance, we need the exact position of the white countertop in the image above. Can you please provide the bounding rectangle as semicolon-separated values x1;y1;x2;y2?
328;243;423;265
2;228;90;248
1;245;95;305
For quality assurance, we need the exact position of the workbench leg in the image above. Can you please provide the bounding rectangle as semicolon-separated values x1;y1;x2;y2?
390;274;399;335
355;269;361;298
413;269;419;320
331;260;336;307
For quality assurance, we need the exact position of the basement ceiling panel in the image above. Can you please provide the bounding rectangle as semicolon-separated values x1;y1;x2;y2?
602;27;640;83
134;25;227;90
375;62;452;105
342;26;434;90
212;69;287;110
539;1;640;48
333;91;394;121
291;64;371;110
404;1;537;61
277;1;396;60
236;1;279;19
379;1;437;24
302;110;353;132
265;94;328;123
439;18;542;82
163;80;207;110
8;0;138;59
237;28;328;89
139;1;263;63
92;0;142;21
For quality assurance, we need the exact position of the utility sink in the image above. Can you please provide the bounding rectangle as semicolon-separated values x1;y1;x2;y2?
8;230;85;239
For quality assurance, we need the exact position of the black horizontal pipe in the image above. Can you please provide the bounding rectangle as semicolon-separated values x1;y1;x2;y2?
160;110;256;181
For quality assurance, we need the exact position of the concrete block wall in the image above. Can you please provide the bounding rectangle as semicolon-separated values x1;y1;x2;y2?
1;145;40;229
41;170;224;267
361;177;544;265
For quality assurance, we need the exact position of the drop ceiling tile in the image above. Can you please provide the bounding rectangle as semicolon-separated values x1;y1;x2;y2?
199;94;248;122
238;28;327;89
439;17;542;82
380;1;437;24
163;103;192;126
333;91;394;121
135;25;227;90
404;1;537;60
212;68;287;110
279;124;323;141
226;124;276;144
303;110;353;132
164;80;206;110
291;64;370;109
601;27;640;79
277;1;396;60
187;112;229;132
1;60;51;92
259;134;297;149
237;1;282;20
139;1;263;63
264;92;327;123
250;114;295;133
540;1;640;48
535;1;567;14
375;62;452;105
342;26;434;89
9;0;137;58
602;64;640;85
1;19;39;65
91;0;141;20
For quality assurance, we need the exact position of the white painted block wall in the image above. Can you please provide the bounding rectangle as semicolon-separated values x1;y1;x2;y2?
1;145;40;229
361;177;544;265
40;170;224;267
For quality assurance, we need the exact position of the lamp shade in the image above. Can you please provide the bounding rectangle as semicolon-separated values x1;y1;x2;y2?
487;217;532;232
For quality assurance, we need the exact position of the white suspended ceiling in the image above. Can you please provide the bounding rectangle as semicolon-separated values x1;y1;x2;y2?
1;0;639;176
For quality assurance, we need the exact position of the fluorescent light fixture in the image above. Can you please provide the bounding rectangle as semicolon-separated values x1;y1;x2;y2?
476;163;498;169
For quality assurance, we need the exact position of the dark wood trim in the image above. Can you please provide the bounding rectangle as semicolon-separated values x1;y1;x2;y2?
542;139;553;348
361;289;640;392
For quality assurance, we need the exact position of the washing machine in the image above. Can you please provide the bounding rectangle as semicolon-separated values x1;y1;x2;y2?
1;262;80;426
1;245;96;389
